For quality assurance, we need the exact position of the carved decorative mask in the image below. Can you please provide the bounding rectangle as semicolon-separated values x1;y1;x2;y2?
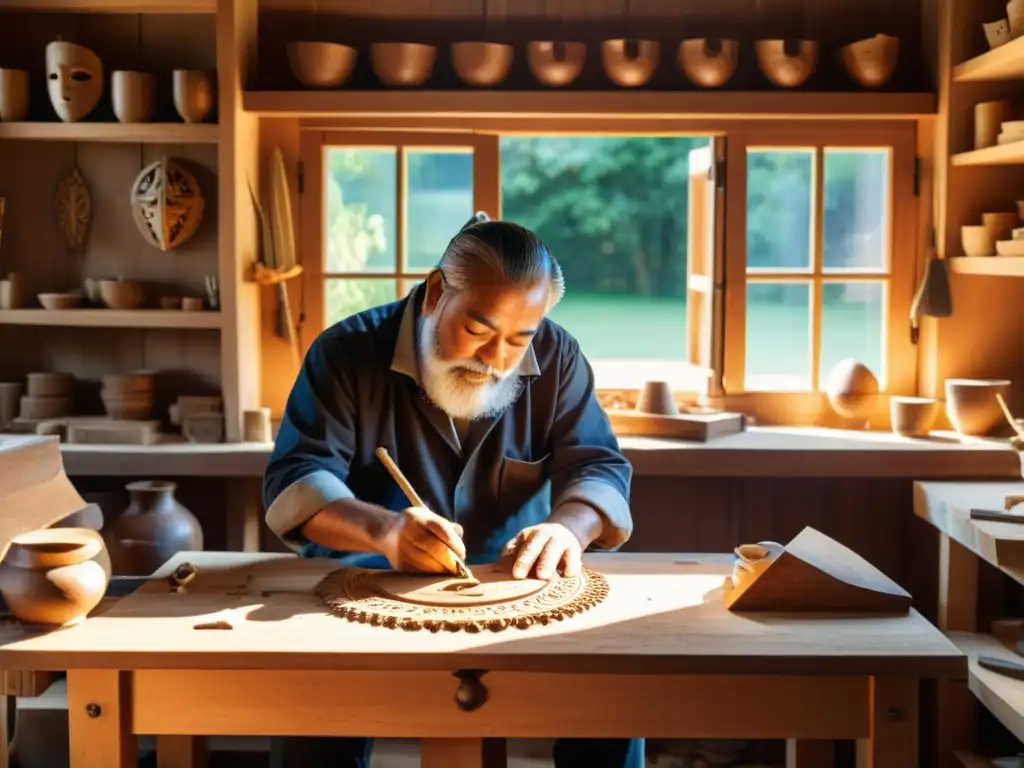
130;157;205;252
46;40;103;123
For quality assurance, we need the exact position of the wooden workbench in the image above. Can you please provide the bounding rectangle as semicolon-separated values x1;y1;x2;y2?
0;552;965;768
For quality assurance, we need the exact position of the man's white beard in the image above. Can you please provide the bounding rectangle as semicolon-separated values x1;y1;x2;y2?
417;312;525;421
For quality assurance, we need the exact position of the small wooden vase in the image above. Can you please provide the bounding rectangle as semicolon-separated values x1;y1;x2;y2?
0;68;29;121
107;480;203;576
172;70;214;123
0;527;109;628
111;70;156;123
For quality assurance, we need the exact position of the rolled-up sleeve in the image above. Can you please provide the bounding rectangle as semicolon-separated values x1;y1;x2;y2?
262;333;358;551
548;338;633;550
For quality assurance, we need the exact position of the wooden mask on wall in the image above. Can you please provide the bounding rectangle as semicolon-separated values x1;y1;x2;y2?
130;157;205;252
46;40;103;123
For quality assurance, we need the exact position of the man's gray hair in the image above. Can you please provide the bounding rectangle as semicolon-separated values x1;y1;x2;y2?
437;212;566;308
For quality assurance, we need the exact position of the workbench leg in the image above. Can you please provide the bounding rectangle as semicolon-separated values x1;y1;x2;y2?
935;534;978;768
785;739;835;767
67;670;137;768
421;738;506;768
157;735;209;768
854;677;918;768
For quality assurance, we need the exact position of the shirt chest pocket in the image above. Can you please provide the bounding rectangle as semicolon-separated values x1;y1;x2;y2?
498;454;551;513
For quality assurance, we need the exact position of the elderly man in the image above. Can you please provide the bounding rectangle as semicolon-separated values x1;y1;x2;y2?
263;214;641;768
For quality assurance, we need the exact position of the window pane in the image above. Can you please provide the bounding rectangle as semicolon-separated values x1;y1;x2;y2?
325;278;397;326
746;150;813;271
500;135;710;389
745;282;811;390
823;150;889;272
400;278;426;298
324;148;396;273
406;150;474;270
819;281;885;388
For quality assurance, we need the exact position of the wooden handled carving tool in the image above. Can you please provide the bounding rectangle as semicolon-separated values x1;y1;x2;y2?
971;508;1024;525
374;446;475;582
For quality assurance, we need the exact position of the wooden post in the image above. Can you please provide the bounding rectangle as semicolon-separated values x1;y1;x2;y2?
67;670;136;768
855;677;919;768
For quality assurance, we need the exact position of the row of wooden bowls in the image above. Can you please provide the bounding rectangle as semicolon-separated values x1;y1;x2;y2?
287;34;899;90
38;279;144;311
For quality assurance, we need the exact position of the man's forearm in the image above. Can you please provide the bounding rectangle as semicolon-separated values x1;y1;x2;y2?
549;500;606;550
299;498;397;555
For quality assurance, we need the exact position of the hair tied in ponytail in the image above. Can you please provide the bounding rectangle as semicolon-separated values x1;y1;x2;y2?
459;211;491;232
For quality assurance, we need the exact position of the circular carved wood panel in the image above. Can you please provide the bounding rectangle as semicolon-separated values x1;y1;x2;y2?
316;562;609;633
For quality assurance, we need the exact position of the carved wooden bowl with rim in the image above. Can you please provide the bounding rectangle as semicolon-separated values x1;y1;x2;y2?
527;41;586;87
677;38;738;88
286;42;357;88
371;43;437;87
756;39;819;88
840;34;898;88
601;39;660;87
451;42;514;87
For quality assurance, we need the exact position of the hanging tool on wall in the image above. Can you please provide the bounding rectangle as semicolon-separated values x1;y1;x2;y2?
249;146;303;371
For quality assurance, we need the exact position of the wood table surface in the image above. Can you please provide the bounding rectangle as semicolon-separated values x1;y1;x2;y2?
0;551;963;676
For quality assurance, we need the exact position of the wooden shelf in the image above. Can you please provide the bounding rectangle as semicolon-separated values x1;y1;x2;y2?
243;90;938;120
948;632;1024;744
0;309;222;330
951;140;1024;166
0;0;213;11
914;481;1024;586
0;122;218;144
949;256;1024;276
955;36;1024;82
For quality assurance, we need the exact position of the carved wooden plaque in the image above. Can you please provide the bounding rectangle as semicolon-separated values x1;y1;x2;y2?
55;167;91;252
316;562;609;633
130;156;204;252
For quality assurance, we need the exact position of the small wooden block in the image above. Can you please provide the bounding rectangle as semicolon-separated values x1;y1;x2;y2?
607;410;745;441
725;526;912;613
66;418;160;446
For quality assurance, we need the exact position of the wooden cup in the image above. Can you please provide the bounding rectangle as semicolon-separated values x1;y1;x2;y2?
0;68;29;121
890;396;939;437
975;100;1010;149
983;211;1019;243
111;71;156;123
173;70;214;123
243;407;273;442
962;224;995;257
636;381;679;416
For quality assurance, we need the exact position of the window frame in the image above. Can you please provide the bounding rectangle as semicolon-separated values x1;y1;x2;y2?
298;122;918;425
721;125;918;423
298;129;499;349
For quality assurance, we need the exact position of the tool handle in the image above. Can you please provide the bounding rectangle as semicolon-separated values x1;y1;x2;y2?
374;447;427;508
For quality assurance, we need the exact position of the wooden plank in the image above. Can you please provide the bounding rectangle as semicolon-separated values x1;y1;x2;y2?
914;482;1024;585
0;123;218;144
0;310;222;329
855;677;918;768
132;668;872;739
946;632;1024;744
954;36;1024;82
0;0;213;10
948;257;1024;277
243;91;938;120
66;670;136;768
0;552;965;677
59;443;271;478
952;140;1024;166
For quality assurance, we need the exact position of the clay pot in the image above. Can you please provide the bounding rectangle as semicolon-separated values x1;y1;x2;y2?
0;68;29;121
601;39;660;87
0;528;109;628
527;41;586;87
636;381;678;416
371;43;436;87
825;358;879;420
756;39;819;88
286;41;357;88
111;70;156;123
890;396;939;438
945;378;1011;437
107;480;203;576
99;279;144;310
172;70;214;123
677;39;738;88
840;34;899;88
451;42;514;87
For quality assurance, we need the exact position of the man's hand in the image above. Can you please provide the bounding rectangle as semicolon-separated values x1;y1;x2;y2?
502;522;584;581
378;506;466;575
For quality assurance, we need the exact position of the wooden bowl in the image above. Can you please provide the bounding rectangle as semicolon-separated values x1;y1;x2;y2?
371;43;436;87
101;393;153;420
890;396;939;437
26;372;73;397
451;42;514;87
37;293;81;310
945;378;1011;436
286;42;357;88
19;395;72;420
840;34;898;88
601;39;660;87
101;372;155;395
527;41;586;87
756;39;819;88
159;296;182;310
962;225;995;257
99;280;144;310
677;39;738;88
